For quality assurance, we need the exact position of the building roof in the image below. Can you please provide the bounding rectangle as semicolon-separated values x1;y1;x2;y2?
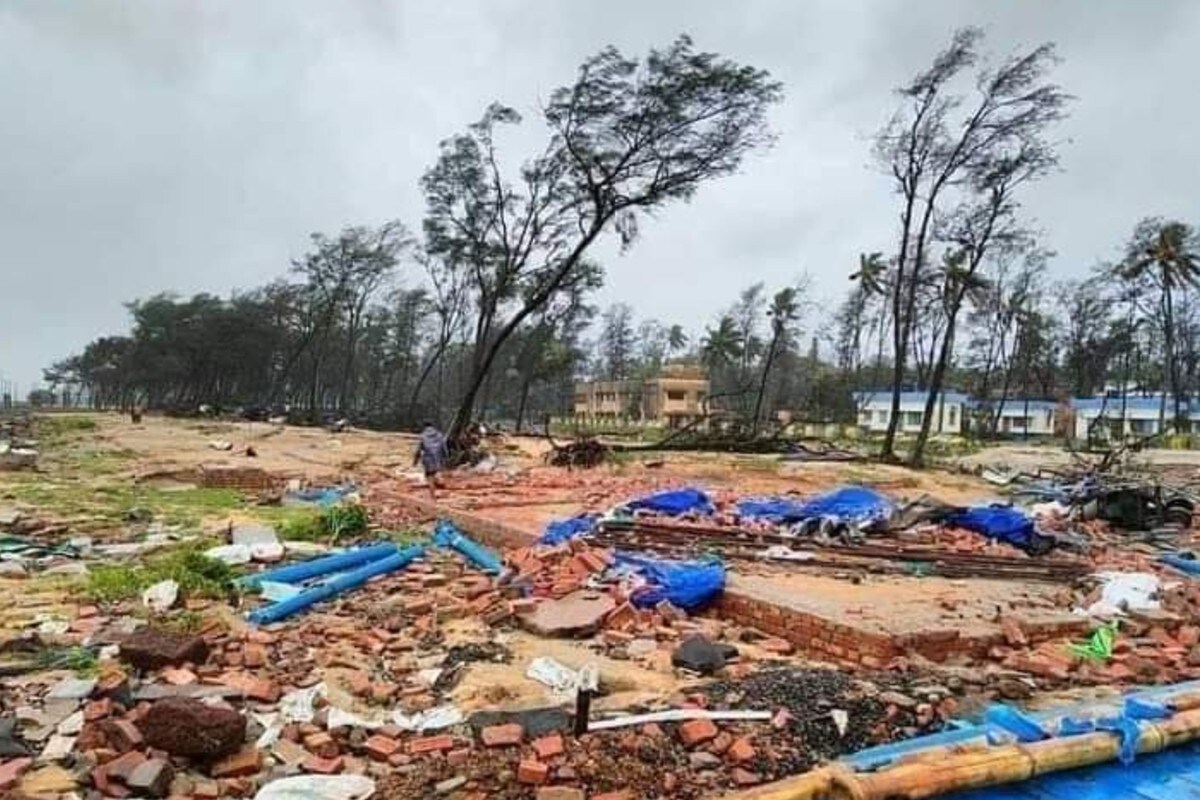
1069;395;1200;414
853;390;971;406
972;398;1060;413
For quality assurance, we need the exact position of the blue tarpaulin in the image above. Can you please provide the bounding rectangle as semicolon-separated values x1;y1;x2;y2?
537;515;599;546
613;552;725;612
793;486;895;525
736;497;809;524
625;488;714;516
284;485;356;507
943;504;1047;553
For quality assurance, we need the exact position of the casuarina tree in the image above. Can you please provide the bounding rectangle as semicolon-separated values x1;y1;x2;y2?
873;27;1069;461
421;36;783;448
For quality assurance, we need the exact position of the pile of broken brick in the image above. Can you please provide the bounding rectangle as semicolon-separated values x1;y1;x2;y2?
1;535;956;799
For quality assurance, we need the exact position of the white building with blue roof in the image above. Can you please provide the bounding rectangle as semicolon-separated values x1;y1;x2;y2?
852;390;969;435
974;398;1060;437
1071;394;1199;440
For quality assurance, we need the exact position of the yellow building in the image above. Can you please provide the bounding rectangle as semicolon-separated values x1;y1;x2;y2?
574;366;709;428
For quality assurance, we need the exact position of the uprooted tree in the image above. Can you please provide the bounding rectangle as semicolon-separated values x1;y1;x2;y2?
421;35;784;448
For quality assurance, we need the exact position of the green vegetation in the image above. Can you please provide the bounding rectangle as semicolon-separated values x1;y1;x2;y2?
36;645;99;677
266;503;370;544
36;414;98;439
0;479;243;528
84;544;240;603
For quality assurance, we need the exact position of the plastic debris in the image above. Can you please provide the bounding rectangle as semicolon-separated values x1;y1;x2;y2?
588;708;772;731
141;579;179;614
985;704;1050;743
625;488;714;516
537;515;600;546
253;775;376;800
526;657;597;701
433;520;502;574
1084;572;1162;617
613;553;726;612
1068;622;1118;661
943;504;1054;555
392;705;465;732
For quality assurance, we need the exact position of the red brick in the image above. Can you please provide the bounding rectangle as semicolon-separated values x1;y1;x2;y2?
210;747;262;778
193;780;220;798
678;719;719;747
104;750;148;784
302;755;343;774
409;734;455;755
104;719;145;752
481;723;523;747
760;637;794;655
363;735;400;761
85;697;114;721
447;747;472;766
590;793;631;800
0;757;33;790
531;733;564;759
303;732;338;759
517;759;549;785
242;644;267;668
732;767;761;786
726;737;755;763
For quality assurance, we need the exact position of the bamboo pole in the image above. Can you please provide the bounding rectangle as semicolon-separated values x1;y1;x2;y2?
721;707;1200;800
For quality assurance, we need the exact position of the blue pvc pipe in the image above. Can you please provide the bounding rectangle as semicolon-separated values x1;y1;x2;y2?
238;542;399;589
432;520;502;575
247;545;424;625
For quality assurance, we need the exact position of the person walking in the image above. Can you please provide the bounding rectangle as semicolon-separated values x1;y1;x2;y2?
414;422;449;501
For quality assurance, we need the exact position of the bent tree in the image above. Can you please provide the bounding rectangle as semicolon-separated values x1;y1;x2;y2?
420;36;783;447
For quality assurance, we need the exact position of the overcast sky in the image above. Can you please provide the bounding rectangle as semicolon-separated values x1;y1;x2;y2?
3;1;1199;393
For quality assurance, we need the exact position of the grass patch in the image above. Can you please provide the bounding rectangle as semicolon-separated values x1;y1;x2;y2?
36;414;98;439
84;544;240;603
36;645;99;677
265;503;370;544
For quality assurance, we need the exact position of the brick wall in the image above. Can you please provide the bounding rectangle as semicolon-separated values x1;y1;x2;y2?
715;591;1090;668
199;466;278;491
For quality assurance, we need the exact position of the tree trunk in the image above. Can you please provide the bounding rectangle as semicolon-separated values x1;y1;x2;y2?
751;331;780;436
910;301;961;466
515;375;533;433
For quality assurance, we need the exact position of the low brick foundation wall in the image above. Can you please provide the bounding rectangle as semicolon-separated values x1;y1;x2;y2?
716;589;1091;668
370;488;1091;668
199;466;277;491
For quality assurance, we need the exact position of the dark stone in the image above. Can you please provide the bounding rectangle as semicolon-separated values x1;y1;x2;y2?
136;697;245;757
119;627;209;671
671;636;738;676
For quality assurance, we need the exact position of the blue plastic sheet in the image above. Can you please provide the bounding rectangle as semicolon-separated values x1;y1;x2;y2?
537;515;599;546
284;485;356;507
1096;715;1144;765
613;552;725;612
736;497;809;524
985;705;1050;744
626;488;713;516
944;505;1047;553
1162;551;1200;576
793;486;894;525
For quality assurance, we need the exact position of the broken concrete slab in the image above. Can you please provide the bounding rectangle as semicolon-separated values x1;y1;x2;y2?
517;591;616;638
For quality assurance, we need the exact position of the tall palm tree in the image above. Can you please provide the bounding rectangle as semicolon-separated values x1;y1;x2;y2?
752;287;801;434
850;252;888;296
666;324;689;356
1117;220;1200;432
701;316;743;369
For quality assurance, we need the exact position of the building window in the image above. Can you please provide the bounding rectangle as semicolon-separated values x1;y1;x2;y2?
904;411;923;427
948;407;958;427
875;410;888;424
666;390;686;401
1131;418;1156;435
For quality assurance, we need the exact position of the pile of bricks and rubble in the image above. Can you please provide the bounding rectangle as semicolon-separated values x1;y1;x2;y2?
0;533;964;800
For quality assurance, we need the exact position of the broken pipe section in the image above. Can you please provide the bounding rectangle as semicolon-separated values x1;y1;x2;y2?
247;545;424;625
